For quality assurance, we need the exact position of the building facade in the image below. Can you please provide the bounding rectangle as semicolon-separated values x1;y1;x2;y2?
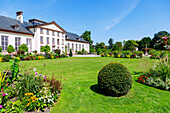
0;11;89;54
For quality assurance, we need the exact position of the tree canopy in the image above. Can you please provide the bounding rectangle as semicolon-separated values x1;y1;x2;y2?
123;40;138;51
108;38;113;49
41;45;50;53
19;44;28;52
81;31;93;45
138;37;152;50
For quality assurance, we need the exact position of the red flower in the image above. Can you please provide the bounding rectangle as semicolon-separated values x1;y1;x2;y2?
148;75;150;77
138;80;140;82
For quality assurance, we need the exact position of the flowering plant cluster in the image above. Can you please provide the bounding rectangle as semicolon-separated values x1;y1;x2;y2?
113;51;143;59
0;62;64;112
162;36;170;50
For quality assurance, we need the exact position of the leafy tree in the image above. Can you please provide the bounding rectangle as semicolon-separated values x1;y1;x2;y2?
100;42;105;49
81;31;93;45
112;44;119;51
19;44;28;53
123;40;138;51
151;31;170;50
115;42;122;51
138;37;152;50
0;46;2;52
41;45;50;54
7;45;15;53
108;38;113;49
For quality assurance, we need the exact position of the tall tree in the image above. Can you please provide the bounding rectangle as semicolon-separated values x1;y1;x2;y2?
100;42;105;49
81;31;93;45
151;31;170;50
108;38;113;49
115;42;122;51
138;37;152;50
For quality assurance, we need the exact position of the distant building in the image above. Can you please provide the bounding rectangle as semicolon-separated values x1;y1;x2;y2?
0;11;89;54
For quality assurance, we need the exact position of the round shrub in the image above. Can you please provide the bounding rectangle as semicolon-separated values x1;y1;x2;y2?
98;63;132;96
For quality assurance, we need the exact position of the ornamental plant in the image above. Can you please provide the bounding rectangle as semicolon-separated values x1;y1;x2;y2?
19;44;28;53
98;63;132;96
69;49;73;57
7;45;15;53
0;46;2;52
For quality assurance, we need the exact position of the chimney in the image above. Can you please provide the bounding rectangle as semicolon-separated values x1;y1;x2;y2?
16;11;23;23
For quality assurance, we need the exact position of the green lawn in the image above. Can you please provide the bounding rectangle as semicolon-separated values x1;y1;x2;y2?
0;57;170;113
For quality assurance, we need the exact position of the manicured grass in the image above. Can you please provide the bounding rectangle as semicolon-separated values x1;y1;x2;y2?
0;57;170;113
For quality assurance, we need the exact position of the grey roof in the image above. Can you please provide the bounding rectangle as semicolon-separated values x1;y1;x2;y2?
0;15;33;34
66;32;89;43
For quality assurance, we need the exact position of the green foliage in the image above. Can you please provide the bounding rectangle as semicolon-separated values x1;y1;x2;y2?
0;46;2;52
69;49;73;57
98;63;132;96
115;42;122;51
7;45;15;53
9;58;19;82
19;44;28;53
123;40;138;51
112;44;119;51
54;49;61;55
2;100;23;113
41;45;50;53
138;37;152;50
81;31;93;45
108;38;113;49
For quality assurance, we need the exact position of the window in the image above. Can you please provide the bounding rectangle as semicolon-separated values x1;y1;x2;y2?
40;29;43;34
76;44;78;51
47;37;49;44
62;47;64;52
79;44;81;51
82;44;84;49
57;47;60;49
62;33;64;37
15;37;21;51
67;43;70;51
47;30;49;35
52;38;55;44
72;43;74;51
57;32;59;37
26;38;32;51
62;39;64;45
57;39;60;45
40;36;43;44
52;31;55;36
1;36;8;51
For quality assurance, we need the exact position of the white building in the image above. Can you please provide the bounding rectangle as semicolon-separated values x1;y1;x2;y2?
0;11;89;54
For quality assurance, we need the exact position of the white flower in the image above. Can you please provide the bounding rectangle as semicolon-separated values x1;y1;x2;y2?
39;74;42;77
33;68;37;71
58;93;60;96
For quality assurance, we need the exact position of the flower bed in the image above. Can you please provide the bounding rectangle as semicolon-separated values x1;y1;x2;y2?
0;59;64;112
137;56;170;91
0;52;68;63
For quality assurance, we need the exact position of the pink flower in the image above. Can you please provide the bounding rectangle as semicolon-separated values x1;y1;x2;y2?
0;105;2;109
2;93;6;96
43;75;46;80
35;72;38;76
33;68;37;71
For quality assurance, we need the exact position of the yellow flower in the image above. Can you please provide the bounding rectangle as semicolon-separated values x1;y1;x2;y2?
27;103;30;106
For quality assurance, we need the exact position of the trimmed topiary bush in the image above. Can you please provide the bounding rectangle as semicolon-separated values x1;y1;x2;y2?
98;63;132;96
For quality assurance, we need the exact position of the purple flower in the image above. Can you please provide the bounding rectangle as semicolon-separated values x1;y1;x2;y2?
35;72;38;76
0;105;2;109
2;93;5;96
43;75;46;80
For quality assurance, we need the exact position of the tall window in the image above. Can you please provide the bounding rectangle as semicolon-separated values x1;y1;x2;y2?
62;33;64;37
26;38;32;51
47;30;49;35
57;32;59;37
52;31;55;36
57;39;60;45
62;39;64;45
82;44;84;49
47;37;49;44
40;36;43;44
72;43;74;51
52;38;55;44
79;44;81;51
62;47;64;52
40;28;43;34
1;36;8;51
67;43;70;51
15;37;21;51
76;44;78;51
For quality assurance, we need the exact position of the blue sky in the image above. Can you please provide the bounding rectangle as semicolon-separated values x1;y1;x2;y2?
0;0;170;45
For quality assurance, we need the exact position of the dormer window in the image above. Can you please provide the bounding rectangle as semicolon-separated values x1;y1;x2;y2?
11;25;19;30
65;35;69;39
76;38;80;40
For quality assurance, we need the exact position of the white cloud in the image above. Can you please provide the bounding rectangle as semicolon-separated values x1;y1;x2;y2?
105;0;140;30
0;11;12;17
